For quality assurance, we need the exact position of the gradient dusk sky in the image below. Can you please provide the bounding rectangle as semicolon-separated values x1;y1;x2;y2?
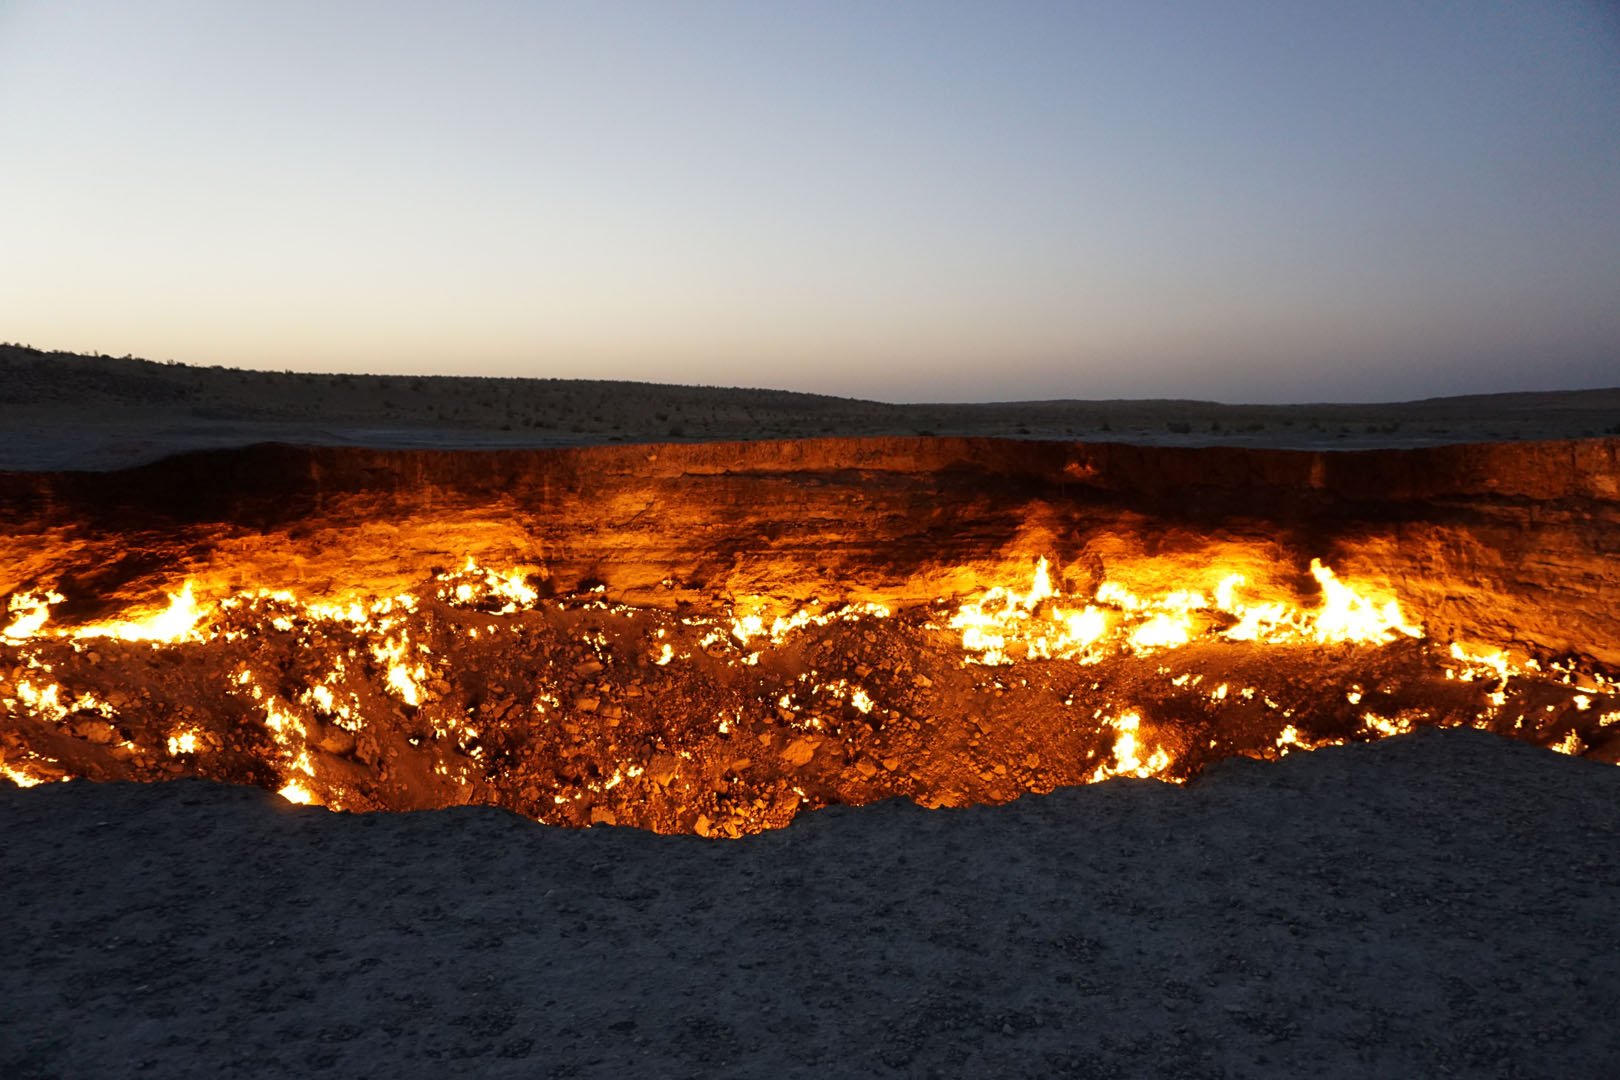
2;1;1617;403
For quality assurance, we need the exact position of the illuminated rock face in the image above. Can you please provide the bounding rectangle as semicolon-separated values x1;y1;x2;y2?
1;437;1617;833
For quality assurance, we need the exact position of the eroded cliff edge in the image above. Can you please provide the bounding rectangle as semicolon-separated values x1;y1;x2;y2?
2;436;1616;665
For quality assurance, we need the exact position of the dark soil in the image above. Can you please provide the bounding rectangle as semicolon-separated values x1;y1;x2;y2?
3;728;1618;1078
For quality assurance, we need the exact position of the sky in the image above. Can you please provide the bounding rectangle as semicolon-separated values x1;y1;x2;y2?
1;1;1617;404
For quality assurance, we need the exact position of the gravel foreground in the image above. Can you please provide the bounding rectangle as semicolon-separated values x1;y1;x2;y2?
3;728;1617;1079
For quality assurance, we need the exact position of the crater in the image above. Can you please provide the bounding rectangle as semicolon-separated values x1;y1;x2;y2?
2;436;1617;834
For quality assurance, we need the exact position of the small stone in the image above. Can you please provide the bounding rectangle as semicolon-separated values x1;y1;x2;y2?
781;738;817;767
589;806;617;826
913;674;932;688
647;754;679;787
315;729;356;755
77;720;117;745
574;696;600;713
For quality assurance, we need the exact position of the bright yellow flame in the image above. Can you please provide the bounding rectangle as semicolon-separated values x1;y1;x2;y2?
1449;642;1516;685
75;582;209;643
372;633;425;706
3;590;63;640
1;763;46;787
1550;731;1585;756
1129;613;1191;651
952;556;1424;665
1308;560;1422;644
1361;711;1415;737
437;558;540;613
731;602;893;648
277;780;315;804
1088;711;1174;782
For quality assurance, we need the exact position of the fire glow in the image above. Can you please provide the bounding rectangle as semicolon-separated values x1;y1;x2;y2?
2;553;1614;836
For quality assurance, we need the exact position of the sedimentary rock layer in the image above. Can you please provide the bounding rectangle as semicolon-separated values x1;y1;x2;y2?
2;437;1616;663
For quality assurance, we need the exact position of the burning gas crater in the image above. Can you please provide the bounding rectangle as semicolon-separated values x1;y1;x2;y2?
2;553;1614;836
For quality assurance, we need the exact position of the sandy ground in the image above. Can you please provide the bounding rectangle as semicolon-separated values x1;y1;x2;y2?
4;345;1618;468
4;728;1618;1079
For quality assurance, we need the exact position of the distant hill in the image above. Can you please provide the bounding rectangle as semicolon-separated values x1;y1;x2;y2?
2;342;1617;470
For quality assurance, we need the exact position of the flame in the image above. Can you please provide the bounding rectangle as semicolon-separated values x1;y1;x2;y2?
730;602;893;648
0;550;1612;835
1;762;47;787
948;557;1083;664
1550;731;1585;756
278;780;315;804
75;582;208;643
3;591;63;640
1088;711;1175;782
1361;711;1417;738
1307;560;1422;644
1129;613;1191;651
950;556;1422;665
